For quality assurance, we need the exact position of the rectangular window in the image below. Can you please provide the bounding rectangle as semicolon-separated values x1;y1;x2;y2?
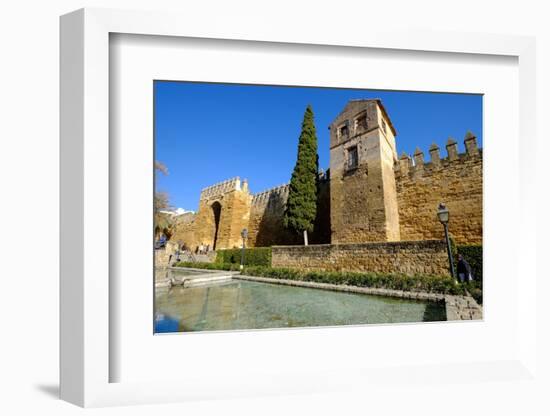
355;114;367;131
346;146;358;170
339;123;349;138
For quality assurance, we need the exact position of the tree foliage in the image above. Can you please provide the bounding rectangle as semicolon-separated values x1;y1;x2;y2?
283;105;319;236
154;160;169;175
154;160;173;238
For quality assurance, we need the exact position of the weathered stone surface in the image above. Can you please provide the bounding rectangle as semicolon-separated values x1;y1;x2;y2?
171;177;252;252
154;241;179;268
271;240;450;275
247;184;297;247
395;148;482;244
445;294;483;320
329;99;400;244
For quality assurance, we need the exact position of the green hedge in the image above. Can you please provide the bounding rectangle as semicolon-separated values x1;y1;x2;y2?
456;244;482;281
456;244;482;304
241;266;466;295
215;247;272;267
173;261;240;271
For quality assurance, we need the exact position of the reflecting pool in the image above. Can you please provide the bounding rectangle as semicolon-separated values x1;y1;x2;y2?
154;278;446;333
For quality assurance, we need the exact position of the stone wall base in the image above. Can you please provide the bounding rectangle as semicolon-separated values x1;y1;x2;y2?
271;240;450;276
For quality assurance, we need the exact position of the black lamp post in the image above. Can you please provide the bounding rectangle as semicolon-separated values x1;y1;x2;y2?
437;203;456;280
240;228;248;270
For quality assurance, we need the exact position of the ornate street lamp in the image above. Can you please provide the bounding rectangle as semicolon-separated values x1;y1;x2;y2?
437;203;456;280
240;228;248;270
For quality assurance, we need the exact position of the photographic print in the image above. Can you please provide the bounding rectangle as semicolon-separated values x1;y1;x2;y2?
153;82;483;333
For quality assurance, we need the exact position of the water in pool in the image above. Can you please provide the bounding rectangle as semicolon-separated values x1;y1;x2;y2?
154;279;446;333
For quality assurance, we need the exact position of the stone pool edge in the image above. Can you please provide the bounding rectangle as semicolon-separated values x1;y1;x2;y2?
235;274;483;321
156;267;237;288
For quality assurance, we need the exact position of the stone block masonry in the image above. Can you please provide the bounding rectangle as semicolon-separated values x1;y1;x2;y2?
329;99;401;244
395;135;482;244
247;184;296;247
247;174;331;247
272;240;450;276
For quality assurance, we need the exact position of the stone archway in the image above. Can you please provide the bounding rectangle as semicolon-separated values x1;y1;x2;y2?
211;201;222;250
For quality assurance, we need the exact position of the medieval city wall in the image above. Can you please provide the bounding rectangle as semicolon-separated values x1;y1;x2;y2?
247;184;295;247
168;100;482;254
171;219;198;250
395;135;482;244
272;240;450;275
311;176;332;244
247;176;331;247
171;177;251;251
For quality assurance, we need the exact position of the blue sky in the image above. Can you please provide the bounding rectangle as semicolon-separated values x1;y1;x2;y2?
155;81;482;211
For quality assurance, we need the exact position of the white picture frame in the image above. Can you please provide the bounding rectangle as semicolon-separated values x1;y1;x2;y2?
60;8;538;408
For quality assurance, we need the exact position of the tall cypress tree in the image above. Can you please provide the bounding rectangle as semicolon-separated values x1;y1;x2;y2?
283;105;319;245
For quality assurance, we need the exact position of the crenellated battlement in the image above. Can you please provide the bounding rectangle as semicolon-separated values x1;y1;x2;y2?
394;131;481;179
251;183;290;207
199;177;248;200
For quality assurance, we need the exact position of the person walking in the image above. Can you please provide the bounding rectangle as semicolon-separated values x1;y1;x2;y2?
457;254;473;283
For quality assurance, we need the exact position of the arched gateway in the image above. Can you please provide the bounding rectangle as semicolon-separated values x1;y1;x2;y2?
172;177;252;253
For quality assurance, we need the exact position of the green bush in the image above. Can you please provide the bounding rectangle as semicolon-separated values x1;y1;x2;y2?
463;280;483;305
240;266;466;295
173;261;240;271
456;244;482;281
215;247;272;267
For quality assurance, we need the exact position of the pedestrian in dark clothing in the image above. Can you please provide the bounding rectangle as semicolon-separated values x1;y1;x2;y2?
457;254;473;283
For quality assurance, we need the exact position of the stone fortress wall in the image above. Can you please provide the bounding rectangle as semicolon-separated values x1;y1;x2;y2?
271;240;450;276
247;183;292;247
170;99;482;256
171;177;251;251
395;135;482;244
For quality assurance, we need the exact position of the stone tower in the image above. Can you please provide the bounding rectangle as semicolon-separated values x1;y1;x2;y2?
329;99;400;243
194;177;252;250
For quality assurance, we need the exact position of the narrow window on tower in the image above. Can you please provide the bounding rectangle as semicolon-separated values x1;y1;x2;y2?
354;113;367;131
346;146;358;170
339;121;349;139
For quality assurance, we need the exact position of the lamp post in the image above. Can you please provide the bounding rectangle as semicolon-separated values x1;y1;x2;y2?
437;203;456;280
240;228;248;270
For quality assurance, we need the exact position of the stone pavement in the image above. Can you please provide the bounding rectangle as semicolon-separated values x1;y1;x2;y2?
444;295;483;320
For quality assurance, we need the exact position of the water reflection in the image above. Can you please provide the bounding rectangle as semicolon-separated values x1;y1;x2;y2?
154;280;446;333
154;313;180;333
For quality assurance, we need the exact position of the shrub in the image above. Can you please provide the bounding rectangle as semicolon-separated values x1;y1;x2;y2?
173;261;240;271
456;244;483;304
215;247;272;267
456;244;482;281
240;266;466;295
463;281;483;305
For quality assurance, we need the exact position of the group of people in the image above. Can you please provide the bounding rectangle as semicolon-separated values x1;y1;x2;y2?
196;243;211;255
